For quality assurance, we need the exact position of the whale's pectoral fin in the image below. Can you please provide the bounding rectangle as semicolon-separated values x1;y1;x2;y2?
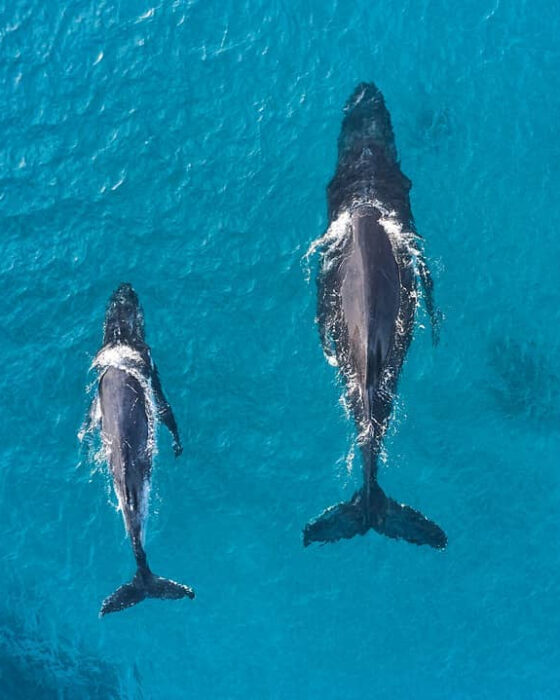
417;251;442;346
78;397;100;443
100;568;194;617
317;264;343;365
150;361;182;457
303;485;446;550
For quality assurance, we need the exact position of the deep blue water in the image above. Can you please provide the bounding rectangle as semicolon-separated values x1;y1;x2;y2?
1;0;560;697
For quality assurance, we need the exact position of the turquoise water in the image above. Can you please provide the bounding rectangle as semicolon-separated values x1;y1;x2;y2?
1;0;560;697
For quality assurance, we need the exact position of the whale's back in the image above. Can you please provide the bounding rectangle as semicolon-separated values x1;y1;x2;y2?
99;366;151;523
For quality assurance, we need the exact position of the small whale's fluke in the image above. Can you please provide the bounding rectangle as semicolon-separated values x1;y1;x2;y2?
100;565;195;617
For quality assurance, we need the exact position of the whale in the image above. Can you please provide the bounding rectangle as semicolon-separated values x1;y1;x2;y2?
303;83;447;549
83;283;194;615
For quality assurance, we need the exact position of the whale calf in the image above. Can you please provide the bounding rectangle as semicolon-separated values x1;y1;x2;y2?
304;83;446;549
83;283;194;615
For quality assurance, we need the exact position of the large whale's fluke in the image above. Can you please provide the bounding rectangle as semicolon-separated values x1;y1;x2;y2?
303;483;446;550
100;565;194;617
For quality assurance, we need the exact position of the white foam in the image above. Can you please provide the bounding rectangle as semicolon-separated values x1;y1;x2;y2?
136;7;155;22
344;442;356;476
92;343;158;460
92;344;144;370
302;210;352;281
373;200;426;294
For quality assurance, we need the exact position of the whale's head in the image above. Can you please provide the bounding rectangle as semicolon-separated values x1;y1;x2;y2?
338;82;397;163
103;283;145;346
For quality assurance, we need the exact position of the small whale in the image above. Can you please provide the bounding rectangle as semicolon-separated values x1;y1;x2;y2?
304;83;446;549
83;283;194;615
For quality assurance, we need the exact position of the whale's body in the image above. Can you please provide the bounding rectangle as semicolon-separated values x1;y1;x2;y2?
304;84;446;549
84;284;194;615
98;365;152;551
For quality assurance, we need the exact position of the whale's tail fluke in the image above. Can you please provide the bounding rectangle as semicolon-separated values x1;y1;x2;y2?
303;483;446;550
100;567;195;617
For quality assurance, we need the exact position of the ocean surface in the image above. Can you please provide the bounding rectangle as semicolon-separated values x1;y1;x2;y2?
1;0;560;697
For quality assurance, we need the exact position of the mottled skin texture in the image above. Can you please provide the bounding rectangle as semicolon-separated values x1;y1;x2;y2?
304;83;445;548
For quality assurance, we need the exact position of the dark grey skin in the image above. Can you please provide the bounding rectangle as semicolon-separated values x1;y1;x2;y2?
85;284;194;615
304;83;446;549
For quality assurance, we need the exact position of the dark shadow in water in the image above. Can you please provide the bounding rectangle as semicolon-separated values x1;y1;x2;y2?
0;612;121;699
414;105;454;151
400;83;455;155
487;337;560;429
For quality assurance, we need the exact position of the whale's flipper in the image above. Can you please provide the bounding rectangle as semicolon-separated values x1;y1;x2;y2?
100;568;194;617
416;249;442;346
303;485;446;550
150;359;183;457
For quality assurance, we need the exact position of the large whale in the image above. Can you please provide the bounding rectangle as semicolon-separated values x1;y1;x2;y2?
304;83;446;549
83;283;194;615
